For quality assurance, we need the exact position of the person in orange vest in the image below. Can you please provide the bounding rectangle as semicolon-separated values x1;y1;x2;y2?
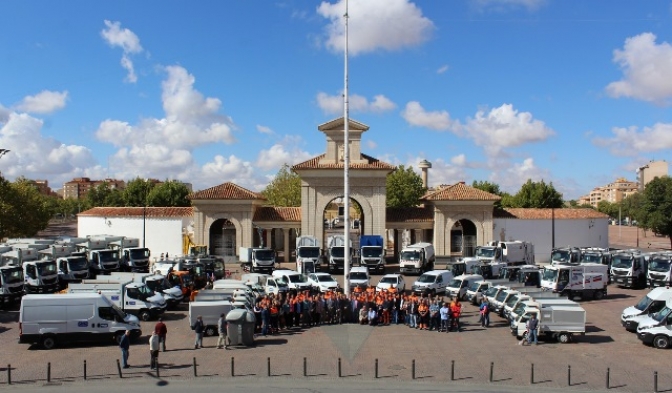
450;298;463;332
417;299;430;330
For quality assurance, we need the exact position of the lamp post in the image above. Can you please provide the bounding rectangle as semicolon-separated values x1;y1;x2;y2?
142;179;149;248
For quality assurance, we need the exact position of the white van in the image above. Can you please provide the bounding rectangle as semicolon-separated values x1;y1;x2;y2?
271;270;312;292
241;273;289;296
446;274;484;300
622;287;672;332
347;266;371;290
411;270;453;295
19;293;141;350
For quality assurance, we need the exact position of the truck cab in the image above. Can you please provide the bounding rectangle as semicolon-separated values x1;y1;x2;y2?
55;255;90;288
399;243;435;275
327;235;353;274
239;247;276;274
70;280;166;321
296;236;322;272
0;263;25;304
445;274;484;301
647;252;672;288
551;247;582;266
77;239;120;276
611;251;648;289
105;236;150;273
359;235;385;273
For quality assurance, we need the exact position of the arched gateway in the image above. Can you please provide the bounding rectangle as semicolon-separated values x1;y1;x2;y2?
188;117;500;261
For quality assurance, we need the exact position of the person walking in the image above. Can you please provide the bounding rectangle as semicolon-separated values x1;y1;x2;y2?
119;330;131;369
149;330;160;369
526;313;539;345
216;313;230;349
192;315;204;349
154;318;167;352
479;298;490;328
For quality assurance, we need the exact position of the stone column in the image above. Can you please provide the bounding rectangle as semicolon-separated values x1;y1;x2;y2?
265;229;272;249
283;228;290;263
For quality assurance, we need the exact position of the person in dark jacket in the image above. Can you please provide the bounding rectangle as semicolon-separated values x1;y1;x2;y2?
193;315;204;349
119;330;131;368
154;318;168;352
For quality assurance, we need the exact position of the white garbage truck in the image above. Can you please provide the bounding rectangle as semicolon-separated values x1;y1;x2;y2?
296;236;321;274
239;247;276;274
399;243;435;275
105;236;151;273
359;235;385;273
510;303;586;343
326;235;352;273
2;246;59;294
69;279;166;321
540;263;609;300
76;239;120;276
646;252;672;288
0;245;25;304
610;250;648;289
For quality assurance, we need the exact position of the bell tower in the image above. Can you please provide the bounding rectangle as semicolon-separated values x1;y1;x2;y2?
318;117;369;166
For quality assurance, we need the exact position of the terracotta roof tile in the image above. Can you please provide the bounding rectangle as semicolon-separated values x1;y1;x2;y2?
423;182;501;201
189;182;264;200
292;153;396;170
494;208;609;220
78;207;193;218
253;207;301;222
386;206;434;222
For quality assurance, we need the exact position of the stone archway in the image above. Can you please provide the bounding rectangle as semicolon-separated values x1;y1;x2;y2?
444;213;486;257
209;218;236;257
202;213;244;257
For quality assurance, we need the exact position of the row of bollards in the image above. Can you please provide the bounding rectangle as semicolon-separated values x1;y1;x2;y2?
0;359;665;390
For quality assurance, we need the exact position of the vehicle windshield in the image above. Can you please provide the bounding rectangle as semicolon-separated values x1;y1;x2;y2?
506;295;520;308
611;255;633;269
112;304;127;320
137;285;154;296
331;247;345;258
277;280;289;288
542;268;558;282
649;258;671;272
288;274;308;283
316;274;335;283
634;294;654;311
350;272;368;281
380;276;398;284
37;261;57;275
475;247;495;258
581;253;602;263
512;303;526;316
468;282;481;292
362;247;383;258
417;274;436;283
401;251;421;261
1;267;23;283
447;279;462;289
145;279;160;292
298;247;320;258
68;257;88;271
495;290;508;302
551;250;572;263
652;306;672;323
483;287;499;297
129;249;150;259
99;250;119;263
255;250;275;260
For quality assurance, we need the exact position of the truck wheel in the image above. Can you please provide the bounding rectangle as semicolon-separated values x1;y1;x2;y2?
653;335;670;349
139;310;152;322
205;326;216;337
41;335;57;350
594;290;604;300
557;332;571;344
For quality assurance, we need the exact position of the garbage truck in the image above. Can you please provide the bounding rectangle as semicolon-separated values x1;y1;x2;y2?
510;304;586;343
239;247;276;274
76;239;120;276
327;235;352;273
399;243;435;275
359;235;385;273
69;279;166;321
296;236;321;273
0;245;25;304
105;236;151;273
1;246;59;294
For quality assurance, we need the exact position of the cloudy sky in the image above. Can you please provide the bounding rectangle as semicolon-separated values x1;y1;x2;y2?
1;0;671;199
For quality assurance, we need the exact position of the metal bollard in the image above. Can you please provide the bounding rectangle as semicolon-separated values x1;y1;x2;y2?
412;359;416;380
375;358;379;379
451;360;455;381
84;360;87;380
568;365;571;386
267;357;271;377
7;364;10;385
489;362;494;383
193;357;197;377
156;361;160;378
654;371;658;393
606;367;610;389
116;359;122;378
338;358;342;378
530;363;534;385
231;357;235;377
47;362;51;383
303;357;307;377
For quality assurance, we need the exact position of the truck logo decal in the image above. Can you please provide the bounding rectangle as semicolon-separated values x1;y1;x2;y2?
100;323;108;328
111;296;120;301
77;321;88;327
128;301;135;305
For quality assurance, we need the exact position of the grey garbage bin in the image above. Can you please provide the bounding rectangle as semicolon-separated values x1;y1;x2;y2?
226;308;256;347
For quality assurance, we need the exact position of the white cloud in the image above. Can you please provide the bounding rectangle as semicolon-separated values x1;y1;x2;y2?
101;20;143;83
317;91;396;114
490;157;550;193
256;125;273;134
15;90;68;114
450;154;467;166
401;101;452;131
460;103;554;156
605;33;672;104
199;155;263;191
472;0;547;12
317;0;435;55
407;156;468;188
592;122;672;156
436;65;449;74
256;137;313;171
0;109;98;185
96;65;236;150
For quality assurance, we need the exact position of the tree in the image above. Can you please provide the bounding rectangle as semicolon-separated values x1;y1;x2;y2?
596;200;619;219
472;180;507;210
85;182;124;207
512;179;564;208
637;176;672;248
0;177;54;238
387;165;425;208
148;180;191;207
261;164;301;207
124;178;156;207
621;192;643;222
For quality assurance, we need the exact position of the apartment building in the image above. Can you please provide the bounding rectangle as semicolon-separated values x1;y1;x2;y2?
637;160;668;191
62;177;126;199
580;177;639;208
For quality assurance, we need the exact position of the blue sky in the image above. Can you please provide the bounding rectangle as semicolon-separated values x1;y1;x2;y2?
1;0;671;200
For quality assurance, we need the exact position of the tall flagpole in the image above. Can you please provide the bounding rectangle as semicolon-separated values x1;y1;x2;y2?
343;0;351;296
